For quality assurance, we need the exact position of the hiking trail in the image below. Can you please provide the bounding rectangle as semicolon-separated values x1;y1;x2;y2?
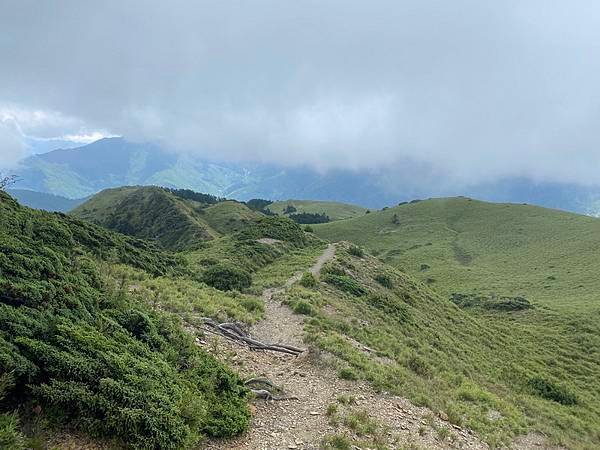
203;243;489;450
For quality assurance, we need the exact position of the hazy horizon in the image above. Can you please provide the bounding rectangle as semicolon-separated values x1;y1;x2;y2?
2;1;600;192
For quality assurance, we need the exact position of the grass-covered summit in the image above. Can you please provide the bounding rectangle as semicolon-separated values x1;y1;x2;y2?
71;186;263;250
266;199;367;221
0;190;251;449
314;197;600;311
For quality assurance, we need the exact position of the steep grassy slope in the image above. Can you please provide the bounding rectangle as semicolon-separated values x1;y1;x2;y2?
71;187;263;250
311;198;600;447
0;191;250;449
267;199;367;221
314;197;600;311
200;200;264;234
283;243;600;448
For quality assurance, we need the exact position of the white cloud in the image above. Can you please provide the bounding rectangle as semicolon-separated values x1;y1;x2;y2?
2;0;600;186
0;119;26;169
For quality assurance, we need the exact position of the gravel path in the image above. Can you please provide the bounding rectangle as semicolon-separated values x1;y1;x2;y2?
203;244;489;450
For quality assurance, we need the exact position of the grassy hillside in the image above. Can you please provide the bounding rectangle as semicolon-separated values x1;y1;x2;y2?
71;186;263;250
267;199;367;221
200;200;264;234
311;198;600;448
283;242;600;448
0;191;251;449
314;197;600;310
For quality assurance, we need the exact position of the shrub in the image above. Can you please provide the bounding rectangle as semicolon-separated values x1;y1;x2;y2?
528;377;577;405
374;273;393;289
236;216;306;247
406;354;432;378
321;434;353;450
366;293;409;321
348;245;364;257
292;300;315;316
324;274;366;296
304;225;314;233
288;212;330;224
322;263;346;277
339;367;359;380
202;264;252;291
343;409;378;436
300;272;317;288
450;293;532;312
0;192;251;447
420;263;430;271
245;198;273;211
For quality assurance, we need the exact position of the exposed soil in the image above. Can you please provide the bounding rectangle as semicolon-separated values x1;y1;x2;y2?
202;243;489;450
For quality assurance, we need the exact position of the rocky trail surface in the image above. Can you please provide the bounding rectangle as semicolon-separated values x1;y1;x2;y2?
202;244;489;450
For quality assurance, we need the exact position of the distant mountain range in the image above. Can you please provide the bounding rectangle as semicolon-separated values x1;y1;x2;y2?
11;137;600;215
7;189;88;212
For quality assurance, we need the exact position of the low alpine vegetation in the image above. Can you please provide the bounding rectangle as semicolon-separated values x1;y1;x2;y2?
0;191;251;449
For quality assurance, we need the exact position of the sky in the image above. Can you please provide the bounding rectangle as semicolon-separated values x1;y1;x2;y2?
1;0;600;187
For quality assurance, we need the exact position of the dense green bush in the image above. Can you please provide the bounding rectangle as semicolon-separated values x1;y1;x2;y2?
0;192;250;448
528;376;577;405
348;245;364;257
165;188;224;205
288;212;330;224
450;293;533;312
236;216;307;247
245;198;273;211
291;300;315;316
283;204;297;214
300;272;317;288
323;274;366;296
374;273;393;289
338;367;359;380
202;264;252;291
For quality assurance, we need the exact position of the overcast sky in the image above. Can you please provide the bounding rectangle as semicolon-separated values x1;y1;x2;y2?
1;0;600;186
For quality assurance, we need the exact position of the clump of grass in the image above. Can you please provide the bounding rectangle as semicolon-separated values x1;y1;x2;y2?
343;409;379;436
327;403;339;416
337;394;357;405
324;274;366;296
300;271;317;288
339;367;359;380
436;425;452;441
202;263;252;291
348;245;364;257
406;354;432;378
0;412;26;450
321;434;353;450
374;273;393;289
291;300;315;316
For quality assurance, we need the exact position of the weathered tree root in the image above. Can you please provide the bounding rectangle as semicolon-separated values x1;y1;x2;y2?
244;378;299;401
200;317;304;356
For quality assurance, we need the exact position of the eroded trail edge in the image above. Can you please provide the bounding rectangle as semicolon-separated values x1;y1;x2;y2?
202;243;488;450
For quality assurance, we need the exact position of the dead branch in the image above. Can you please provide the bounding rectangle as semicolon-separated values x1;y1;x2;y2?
200;317;304;356
249;388;299;401
244;377;277;388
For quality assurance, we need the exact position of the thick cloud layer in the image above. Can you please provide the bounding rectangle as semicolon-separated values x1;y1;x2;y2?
1;1;600;185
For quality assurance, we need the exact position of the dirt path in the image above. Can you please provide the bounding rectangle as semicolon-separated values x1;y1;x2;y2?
202;243;489;450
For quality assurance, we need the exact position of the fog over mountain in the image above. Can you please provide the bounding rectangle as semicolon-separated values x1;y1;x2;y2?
12;137;600;215
2;0;600;195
